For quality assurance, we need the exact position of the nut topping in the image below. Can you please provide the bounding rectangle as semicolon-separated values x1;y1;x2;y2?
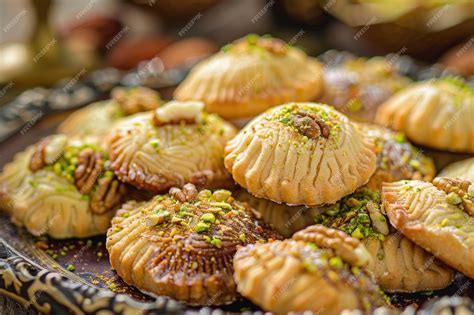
153;101;204;126
90;175;127;214
293;225;371;267
29;138;50;172
291;110;330;139
169;183;198;203
112;86;161;115
433;177;474;216
74;148;104;195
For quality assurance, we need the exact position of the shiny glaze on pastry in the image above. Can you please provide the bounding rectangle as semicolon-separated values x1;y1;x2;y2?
234;225;388;314
382;179;474;278
174;34;324;120
106;184;281;305
106;100;236;192
224;102;376;206
375;77;474;153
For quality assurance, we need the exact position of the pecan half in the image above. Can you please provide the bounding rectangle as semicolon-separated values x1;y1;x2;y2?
291;110;330;139
90;176;127;214
74;148;104;194
169;183;198;203
29;138;50;172
112;86;161;115
293;225;371;267
433;177;473;216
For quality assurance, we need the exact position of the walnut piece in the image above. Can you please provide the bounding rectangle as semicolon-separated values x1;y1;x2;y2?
433;177;474;216
112;86;161;115
169;183;198;203
292;225;371;266
90;175;127;214
291;110;330;139
153;101;204;126
29;135;67;172
29;138;49;172
74;148;104;194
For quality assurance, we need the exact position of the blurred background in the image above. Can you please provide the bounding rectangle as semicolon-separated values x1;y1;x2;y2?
0;0;473;106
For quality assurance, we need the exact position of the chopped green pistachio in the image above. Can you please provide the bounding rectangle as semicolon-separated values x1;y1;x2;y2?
302;258;318;273
200;213;216;223
440;218;449;227
210;238;222;248
195;222;211;233
149;139;160;150
351;266;360;275
239;233;246;243
329;256;344;269
446;192;462;205
66;265;75;271
409;160;420;170
221;44;233;53
209;202;233;211
351;227;364;239
121;212;130;218
307;243;318;250
393;133;405;143
203;235;211;243
346;99;362;112
211;190;232;202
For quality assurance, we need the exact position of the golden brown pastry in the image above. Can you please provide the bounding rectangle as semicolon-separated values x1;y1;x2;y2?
106;100;236;192
106;184;281;305
382;179;474;278
320;57;410;123
235;189;319;237
58;86;162;136
356;123;436;190
174;34;324;120
0;135;128;238
239;188;454;292
438;157;474;183
375;77;474;153
234;225;388;314
224;102;376;206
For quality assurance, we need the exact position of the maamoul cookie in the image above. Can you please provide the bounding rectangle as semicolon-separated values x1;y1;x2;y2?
174;34;324;120
234;225;388;314
239;188;454;292
355;123;436;190
382;179;474;278
314;189;454;292
0;135;128;238
106;184;281;305
235;189;319;237
58;86;162;136
438;157;474;183
224;102;377;206
375;77;474;153
320;57;410;123
106;100;236;192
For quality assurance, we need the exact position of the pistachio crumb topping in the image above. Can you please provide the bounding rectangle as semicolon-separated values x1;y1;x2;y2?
314;189;388;240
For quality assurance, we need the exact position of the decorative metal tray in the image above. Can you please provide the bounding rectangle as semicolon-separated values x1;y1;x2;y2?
0;54;473;314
